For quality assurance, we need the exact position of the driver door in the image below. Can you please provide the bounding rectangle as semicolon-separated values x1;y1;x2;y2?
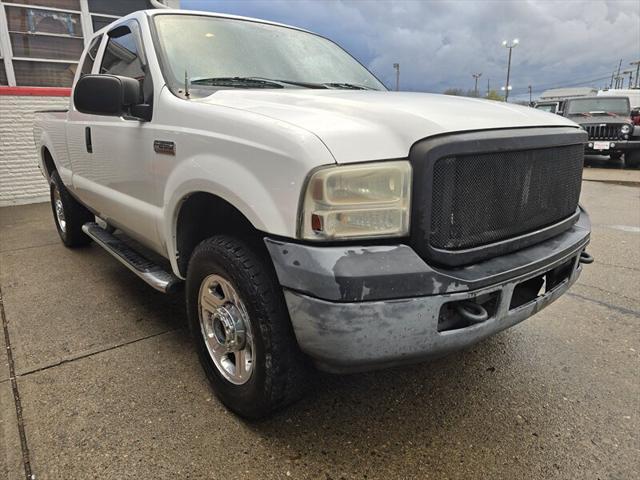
76;20;162;251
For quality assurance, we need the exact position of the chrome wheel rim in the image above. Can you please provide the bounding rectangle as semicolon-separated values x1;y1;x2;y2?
198;274;254;385
52;186;66;233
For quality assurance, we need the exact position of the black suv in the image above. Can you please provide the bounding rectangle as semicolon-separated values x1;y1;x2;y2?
563;96;640;167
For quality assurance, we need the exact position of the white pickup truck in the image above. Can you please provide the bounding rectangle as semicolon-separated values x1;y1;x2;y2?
34;9;592;418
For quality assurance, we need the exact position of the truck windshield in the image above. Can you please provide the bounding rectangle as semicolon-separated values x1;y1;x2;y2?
566;98;629;116
153;14;386;94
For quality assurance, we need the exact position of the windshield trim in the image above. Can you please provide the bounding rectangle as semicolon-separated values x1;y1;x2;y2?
148;12;388;99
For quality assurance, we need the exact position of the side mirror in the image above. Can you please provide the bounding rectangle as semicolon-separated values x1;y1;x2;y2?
74;74;150;121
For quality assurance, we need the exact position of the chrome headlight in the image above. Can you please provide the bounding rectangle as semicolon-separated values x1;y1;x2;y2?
620;124;631;135
299;161;412;240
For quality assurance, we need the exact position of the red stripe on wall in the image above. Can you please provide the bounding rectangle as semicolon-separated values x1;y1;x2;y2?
0;86;71;97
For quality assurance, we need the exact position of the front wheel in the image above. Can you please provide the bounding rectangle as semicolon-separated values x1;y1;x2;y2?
186;235;310;418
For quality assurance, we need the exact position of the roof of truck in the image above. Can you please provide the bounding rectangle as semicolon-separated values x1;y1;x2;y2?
144;9;311;33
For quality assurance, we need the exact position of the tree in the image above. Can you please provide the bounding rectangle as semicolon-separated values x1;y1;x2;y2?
485;90;505;101
443;88;466;96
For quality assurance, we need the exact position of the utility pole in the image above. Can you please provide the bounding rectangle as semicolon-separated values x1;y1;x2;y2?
502;38;519;102
393;63;400;91
630;60;640;88
616;58;623;86
472;72;482;97
609;71;615;89
528;85;532;105
622;70;633;88
487;78;490;97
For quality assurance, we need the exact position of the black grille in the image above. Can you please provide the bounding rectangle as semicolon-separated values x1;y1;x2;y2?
430;144;584;250
584;124;621;140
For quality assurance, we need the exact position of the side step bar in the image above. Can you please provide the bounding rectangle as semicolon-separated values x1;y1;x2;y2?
82;222;181;294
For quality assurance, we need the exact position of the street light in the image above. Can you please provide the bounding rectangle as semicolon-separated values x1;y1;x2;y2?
472;72;482;97
502;38;519;102
393;63;400;91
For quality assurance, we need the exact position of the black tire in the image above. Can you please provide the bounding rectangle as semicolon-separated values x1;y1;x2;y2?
625;150;640;168
186;235;310;418
49;170;93;248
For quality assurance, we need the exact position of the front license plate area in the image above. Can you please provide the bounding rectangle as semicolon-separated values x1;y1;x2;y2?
593;141;610;150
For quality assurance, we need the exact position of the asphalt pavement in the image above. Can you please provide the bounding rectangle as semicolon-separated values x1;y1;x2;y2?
0;168;638;479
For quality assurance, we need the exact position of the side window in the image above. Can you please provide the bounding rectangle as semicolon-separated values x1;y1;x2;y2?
100;25;145;81
80;36;102;76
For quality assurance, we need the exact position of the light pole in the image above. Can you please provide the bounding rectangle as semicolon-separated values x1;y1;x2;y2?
631;60;640;88
615;75;624;88
528;85;532;105
622;70;633;88
472;72;482;97
502;38;519;102
501;85;512;100
393;63;400;91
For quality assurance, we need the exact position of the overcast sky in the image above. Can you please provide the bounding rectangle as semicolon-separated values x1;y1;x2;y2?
181;0;640;100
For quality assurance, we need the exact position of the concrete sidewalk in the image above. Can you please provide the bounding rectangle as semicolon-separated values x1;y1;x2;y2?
583;166;640;186
1;180;639;479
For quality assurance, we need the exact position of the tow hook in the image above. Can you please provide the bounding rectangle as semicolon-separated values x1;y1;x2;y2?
453;301;489;324
579;251;594;264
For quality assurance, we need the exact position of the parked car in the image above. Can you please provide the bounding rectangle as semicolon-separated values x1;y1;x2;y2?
34;10;593;418
534;100;565;114
563;96;640;167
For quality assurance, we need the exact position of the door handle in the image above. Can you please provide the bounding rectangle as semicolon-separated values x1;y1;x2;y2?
85;126;92;153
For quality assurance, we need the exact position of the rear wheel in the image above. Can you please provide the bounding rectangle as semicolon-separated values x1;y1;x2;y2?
186;235;310;418
50;170;93;247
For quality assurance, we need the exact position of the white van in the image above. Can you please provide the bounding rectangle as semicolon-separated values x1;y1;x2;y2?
598;89;640;109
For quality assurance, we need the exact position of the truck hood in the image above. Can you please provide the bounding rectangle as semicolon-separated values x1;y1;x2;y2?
196;90;579;163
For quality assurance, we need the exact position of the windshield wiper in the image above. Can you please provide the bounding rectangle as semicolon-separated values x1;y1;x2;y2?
588;111;621;117
322;82;375;90
190;77;285;88
252;78;328;89
189;77;376;91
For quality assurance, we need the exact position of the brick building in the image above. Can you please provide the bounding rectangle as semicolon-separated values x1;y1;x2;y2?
0;0;180;206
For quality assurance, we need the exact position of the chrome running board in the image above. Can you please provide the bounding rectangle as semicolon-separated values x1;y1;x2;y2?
82;222;181;294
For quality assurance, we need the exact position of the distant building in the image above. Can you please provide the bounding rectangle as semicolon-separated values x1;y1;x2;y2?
539;87;597;101
0;0;180;206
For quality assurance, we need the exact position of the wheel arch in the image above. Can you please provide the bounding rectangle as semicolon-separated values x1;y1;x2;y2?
172;191;268;277
41;146;57;181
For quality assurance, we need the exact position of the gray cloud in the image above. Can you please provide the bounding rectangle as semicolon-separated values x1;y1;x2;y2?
184;0;640;99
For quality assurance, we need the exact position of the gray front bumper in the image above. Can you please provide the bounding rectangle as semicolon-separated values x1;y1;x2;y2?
265;210;590;373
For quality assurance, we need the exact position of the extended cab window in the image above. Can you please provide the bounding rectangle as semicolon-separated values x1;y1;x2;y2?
80;36;102;76
100;25;145;81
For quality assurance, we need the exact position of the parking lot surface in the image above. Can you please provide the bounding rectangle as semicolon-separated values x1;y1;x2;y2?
1;171;638;479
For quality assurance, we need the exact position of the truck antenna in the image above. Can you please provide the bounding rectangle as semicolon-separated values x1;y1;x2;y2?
184;69;190;98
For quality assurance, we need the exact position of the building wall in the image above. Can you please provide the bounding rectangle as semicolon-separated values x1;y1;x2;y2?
0;93;69;206
0;0;180;206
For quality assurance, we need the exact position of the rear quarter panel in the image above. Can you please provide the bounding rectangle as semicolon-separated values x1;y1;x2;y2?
33;109;72;185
